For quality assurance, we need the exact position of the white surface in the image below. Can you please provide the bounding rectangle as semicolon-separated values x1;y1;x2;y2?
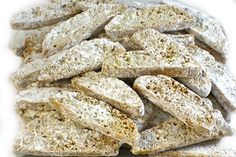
0;0;236;157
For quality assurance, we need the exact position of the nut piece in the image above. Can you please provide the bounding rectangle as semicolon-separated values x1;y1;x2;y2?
133;75;219;134
11;0;82;30
132;110;232;155
51;92;139;145
105;5;195;38
43;4;127;55
72;71;145;118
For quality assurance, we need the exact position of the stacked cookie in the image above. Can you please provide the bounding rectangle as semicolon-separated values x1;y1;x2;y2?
10;0;236;156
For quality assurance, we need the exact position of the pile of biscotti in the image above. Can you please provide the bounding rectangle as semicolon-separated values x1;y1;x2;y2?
9;0;236;156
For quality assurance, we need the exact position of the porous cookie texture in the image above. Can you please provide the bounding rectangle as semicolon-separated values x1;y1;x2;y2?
132;110;231;155
72;71;144;117
51;92;139;145
43;3;126;55
105;5;195;38
177;72;212;98
11;0;82;30
163;0;229;57
102;29;201;78
15;108;119;156
10;0;236;156
132;98;156;131
131;29;201;77
155;140;236;157
133;75;219;134
11;39;125;89
9;25;54;56
188;46;236;111
16;87;76;107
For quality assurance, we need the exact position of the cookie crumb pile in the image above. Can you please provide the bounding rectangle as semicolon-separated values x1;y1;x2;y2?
9;0;236;156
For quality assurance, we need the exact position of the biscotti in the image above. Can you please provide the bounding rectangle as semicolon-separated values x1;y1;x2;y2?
72;71;144;117
11;0;83;30
133;29;205;97
131;98;156;131
22;52;44;64
131;29;201;77
163;0;229;58
208;94;231;123
168;32;212;97
15;87;120;156
187;46;236;111
10;1;236;156
96;32;140;50
167;33;195;47
102;30;201;78
15;102;120;156
51;91;139;145
43;4;126;55
155;140;236;157
9;25;53;56
176;72;212;98
12;39;125;89
131;29;194;55
16;87;76;106
26;78;74;91
105;5;195;38
11;58;47;90
195;39;226;63
97;31;194;51
77;0;117;11
132;29;212;98
187;8;229;58
15;87;74;117
102;50;200;78
131;110;232;155
38;39;125;82
133;75;218;134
